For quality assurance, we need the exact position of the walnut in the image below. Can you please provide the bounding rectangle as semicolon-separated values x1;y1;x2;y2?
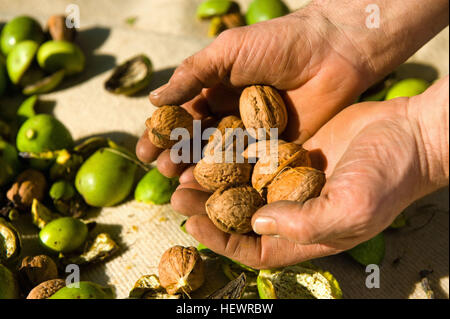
205;115;246;156
252;142;311;193
193;157;252;192
158;246;204;295
206;185;265;234
242;139;287;160
239;85;288;140
19;255;59;287
26;279;66;299
47;15;76;41
146;105;194;149
267;167;325;204
7;169;47;209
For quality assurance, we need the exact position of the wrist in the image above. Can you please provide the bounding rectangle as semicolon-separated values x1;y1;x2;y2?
407;77;449;193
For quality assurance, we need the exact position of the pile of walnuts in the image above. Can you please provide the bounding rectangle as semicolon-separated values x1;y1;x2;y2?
146;85;325;234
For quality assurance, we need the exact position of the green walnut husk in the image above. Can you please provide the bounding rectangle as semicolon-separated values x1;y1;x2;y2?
257;263;343;299
73;137;113;159
49;281;114;299
6;40;39;85
129;274;181;299
60;233;119;266
104;54;153;95
31;199;62;229
39;217;88;253
22;69;65;95
245;0;289;25
75;147;138;207
0;119;12;141
0;217;21;264
37;40;85;75
0;139;21;187
346;232;385;266
134;167;179;205
0;263;20;299
0;16;44;56
17;95;38;126
385;78;430;100
197;0;234;18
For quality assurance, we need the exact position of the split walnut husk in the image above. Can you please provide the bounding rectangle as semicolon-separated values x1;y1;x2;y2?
104;54;153;95
257;263;343;299
129;274;181;299
60;233;119;266
208;273;247;299
0;217;21;263
31;199;61;229
22;69;65;95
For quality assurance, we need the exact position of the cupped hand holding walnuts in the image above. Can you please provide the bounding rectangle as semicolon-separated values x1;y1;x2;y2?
172;77;448;269
135;0;449;268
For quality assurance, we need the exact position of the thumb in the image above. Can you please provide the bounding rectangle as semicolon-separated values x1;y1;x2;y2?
149;30;241;106
251;193;351;245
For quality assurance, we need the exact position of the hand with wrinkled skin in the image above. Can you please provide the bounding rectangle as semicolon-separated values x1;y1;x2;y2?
136;0;448;177
174;77;449;269
135;0;449;268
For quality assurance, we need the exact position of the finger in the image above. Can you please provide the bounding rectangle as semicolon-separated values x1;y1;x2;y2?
251;195;352;245
135;129;163;163
179;166;196;184
149;31;239;106
156;149;190;178
185;215;340;269
176;181;208;192
171;188;209;216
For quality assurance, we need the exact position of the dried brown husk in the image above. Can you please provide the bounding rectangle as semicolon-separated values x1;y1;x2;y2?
19;255;59;288
146;105;194;149
239;85;288;140
267;167;325;204
205;185;265;234
158;246;205;295
7;169;47;210
208;273;247;299
47;15;77;41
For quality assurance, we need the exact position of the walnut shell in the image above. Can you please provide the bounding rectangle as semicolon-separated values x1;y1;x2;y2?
19;255;59;287
242;139;287;160
239;85;288;140
193;157;252;192
146;105;194;149
158;246;204;295
47;15;76;41
206;185;265;234
267;167;325;204
252;143;311;193
26;279;66;299
205;115;246;156
7;169;47;209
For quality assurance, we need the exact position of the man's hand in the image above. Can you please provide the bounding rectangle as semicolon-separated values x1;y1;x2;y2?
173;77;449;269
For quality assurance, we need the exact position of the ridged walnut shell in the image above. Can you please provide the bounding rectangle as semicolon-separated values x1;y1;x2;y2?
7;169;47;209
205;115;246;156
206;185;265;234
239;85;288;140
193;157;252;192
267;167;325;204
26;279;65;299
158;246;204;295
252;143;311;193
146;105;194;149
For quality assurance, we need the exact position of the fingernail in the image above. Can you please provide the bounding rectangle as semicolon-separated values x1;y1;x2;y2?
253;216;277;235
150;83;169;98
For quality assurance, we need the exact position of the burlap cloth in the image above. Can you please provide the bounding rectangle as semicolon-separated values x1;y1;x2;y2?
1;0;448;299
